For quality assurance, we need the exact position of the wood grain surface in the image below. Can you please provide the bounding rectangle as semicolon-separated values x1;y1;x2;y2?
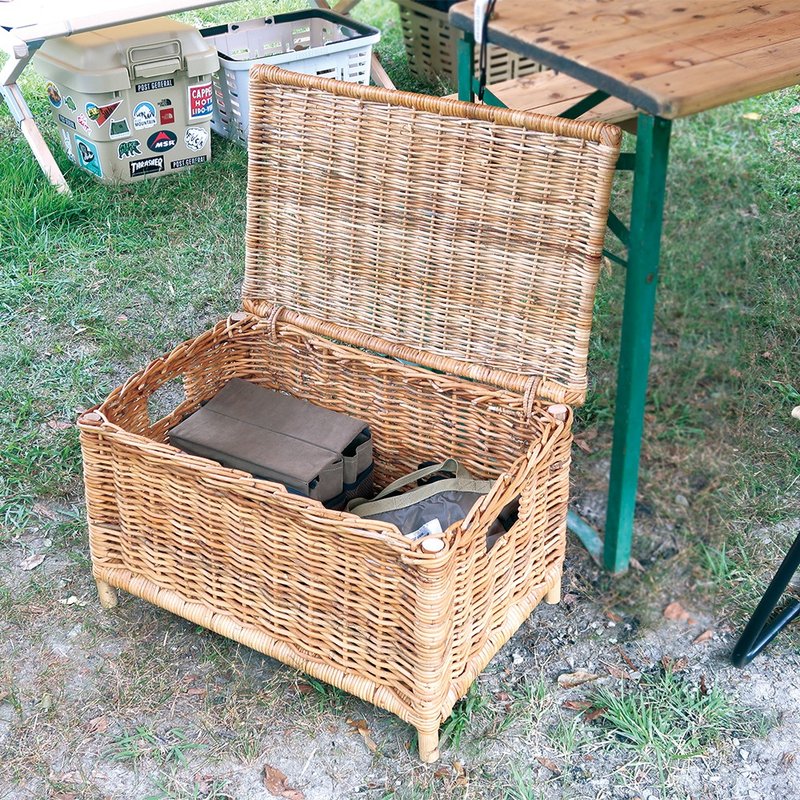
450;0;800;117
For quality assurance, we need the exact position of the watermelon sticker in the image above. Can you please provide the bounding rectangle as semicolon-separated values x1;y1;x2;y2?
86;100;122;128
188;82;213;119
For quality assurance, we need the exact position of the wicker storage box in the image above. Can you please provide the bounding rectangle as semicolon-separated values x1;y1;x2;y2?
78;67;620;761
393;0;542;85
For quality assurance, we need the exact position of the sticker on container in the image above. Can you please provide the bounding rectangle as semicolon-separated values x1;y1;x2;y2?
76;114;92;135
187;82;213;119
58;114;76;131
117;140;142;159
129;155;164;178
60;129;75;163
133;102;157;130
135;78;175;93
159;107;175;125
184;127;208;152
171;155;207;169
64;96;77;112
158;98;172;108
109;118;131;140
147;130;177;153
86;100;122;128
75;135;102;178
46;82;62;107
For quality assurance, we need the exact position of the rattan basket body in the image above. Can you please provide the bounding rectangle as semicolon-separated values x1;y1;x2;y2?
78;68;620;762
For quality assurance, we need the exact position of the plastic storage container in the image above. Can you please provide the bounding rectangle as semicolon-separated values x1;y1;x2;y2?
392;0;542;86
34;18;219;184
201;9;380;146
78;67;621;762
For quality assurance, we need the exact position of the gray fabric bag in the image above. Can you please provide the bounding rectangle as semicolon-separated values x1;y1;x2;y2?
347;459;516;548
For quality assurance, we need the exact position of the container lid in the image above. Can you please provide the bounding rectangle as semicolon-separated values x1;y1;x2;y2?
243;67;622;406
34;17;219;94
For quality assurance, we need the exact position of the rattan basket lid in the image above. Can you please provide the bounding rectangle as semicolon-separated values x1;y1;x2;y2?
243;67;622;406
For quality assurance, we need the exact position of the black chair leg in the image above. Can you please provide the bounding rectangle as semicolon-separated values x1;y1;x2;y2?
731;531;800;667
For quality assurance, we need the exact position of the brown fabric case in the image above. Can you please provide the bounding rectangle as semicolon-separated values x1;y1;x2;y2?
168;378;371;502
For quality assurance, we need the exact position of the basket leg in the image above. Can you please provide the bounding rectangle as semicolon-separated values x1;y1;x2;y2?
96;579;118;609
417;728;440;763
545;574;562;605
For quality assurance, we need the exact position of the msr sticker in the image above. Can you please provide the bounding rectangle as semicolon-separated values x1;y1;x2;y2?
76;114;91;134
86;100;122;127
159;107;175;125
188;82;213;119
58;114;76;130
170;155;207;169
109;118;131;139
184;127;208;152
60;129;75;162
135;78;175;93
117;140;142;159
147;130;177;153
64;96;77;111
129;155;164;178
133;102;157;130
46;82;62;107
75;134;102;178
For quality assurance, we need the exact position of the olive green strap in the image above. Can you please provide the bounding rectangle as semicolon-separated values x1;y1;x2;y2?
347;458;471;513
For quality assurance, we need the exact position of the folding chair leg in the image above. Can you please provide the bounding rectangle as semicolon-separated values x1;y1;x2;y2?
731;532;800;667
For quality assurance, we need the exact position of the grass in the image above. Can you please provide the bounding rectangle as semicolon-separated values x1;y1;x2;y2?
585;667;768;785
0;0;798;798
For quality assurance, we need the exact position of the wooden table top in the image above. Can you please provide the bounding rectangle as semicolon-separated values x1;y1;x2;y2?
450;0;800;118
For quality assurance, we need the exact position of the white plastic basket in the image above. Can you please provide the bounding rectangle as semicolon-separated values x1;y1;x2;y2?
201;10;380;147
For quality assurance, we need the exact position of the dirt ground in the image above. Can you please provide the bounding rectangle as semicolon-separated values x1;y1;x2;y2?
2;485;798;800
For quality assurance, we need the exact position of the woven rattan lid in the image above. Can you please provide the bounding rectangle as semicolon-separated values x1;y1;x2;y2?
243;67;622;405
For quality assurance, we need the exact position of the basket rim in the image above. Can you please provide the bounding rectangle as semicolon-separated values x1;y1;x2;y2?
249;64;622;147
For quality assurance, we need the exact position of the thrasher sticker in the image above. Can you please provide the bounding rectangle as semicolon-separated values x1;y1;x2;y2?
170;155;207;169
159;107;175;125
76;114;91;134
58;114;76;130
75;135;102;178
133;102;157;130
188;82;213;119
147;130;177;153
117;140;142;159
64;96;77;112
60;129;75;162
46;82;62;107
109;118;131;139
135;78;175;93
184;127;208;152
129;155;164;178
86;100;122;128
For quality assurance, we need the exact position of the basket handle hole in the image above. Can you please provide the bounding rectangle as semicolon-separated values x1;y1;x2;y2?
147;376;186;427
485;494;521;553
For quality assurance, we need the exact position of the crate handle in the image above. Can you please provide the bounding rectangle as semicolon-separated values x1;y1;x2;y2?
128;40;184;79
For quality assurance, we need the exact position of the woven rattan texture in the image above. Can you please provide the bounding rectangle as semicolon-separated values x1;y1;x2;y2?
80;69;621;760
80;316;571;751
244;67;621;405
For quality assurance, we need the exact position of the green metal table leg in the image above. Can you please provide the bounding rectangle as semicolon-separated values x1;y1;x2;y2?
603;114;672;574
456;33;475;102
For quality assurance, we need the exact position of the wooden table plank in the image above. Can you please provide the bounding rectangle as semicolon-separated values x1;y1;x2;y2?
450;0;800;118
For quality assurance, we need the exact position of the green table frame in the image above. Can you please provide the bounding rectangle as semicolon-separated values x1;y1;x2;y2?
457;35;672;574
